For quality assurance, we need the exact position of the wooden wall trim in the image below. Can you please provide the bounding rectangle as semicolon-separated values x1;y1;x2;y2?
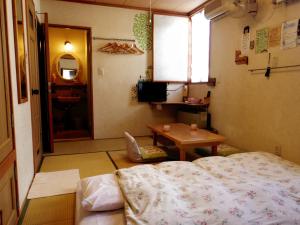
56;0;188;16
188;0;214;17
48;23;91;30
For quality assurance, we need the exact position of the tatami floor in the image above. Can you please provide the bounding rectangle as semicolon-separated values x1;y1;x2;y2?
20;137;153;225
52;136;153;155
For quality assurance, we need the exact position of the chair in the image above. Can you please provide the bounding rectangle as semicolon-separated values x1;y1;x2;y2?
124;132;168;163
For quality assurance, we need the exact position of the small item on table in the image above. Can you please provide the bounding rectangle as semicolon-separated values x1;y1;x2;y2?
186;97;201;104
190;123;198;130
163;124;170;132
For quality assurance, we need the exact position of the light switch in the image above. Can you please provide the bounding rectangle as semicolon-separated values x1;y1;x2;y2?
97;67;104;76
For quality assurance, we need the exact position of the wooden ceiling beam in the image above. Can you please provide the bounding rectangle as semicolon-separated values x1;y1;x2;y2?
188;0;213;17
56;0;189;16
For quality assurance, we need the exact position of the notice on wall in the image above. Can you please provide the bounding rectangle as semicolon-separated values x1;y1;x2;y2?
241;26;250;55
256;28;269;53
269;26;281;48
281;19;298;49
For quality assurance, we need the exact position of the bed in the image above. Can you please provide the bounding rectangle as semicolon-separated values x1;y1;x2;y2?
76;152;300;225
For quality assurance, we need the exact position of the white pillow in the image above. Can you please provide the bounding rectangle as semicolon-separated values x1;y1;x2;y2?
81;174;124;211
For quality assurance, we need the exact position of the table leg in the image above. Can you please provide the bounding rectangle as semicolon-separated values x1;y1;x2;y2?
179;148;186;161
212;145;218;156
153;132;158;146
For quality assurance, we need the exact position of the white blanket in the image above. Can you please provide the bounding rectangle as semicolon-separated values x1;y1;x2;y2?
116;152;300;225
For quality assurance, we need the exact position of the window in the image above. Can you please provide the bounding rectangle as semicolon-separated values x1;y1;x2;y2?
153;15;189;82
191;11;210;83
153;12;210;83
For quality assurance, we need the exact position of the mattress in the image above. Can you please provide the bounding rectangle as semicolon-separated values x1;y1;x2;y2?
76;152;300;225
75;183;125;225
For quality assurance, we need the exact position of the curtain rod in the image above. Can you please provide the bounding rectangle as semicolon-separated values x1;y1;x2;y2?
248;64;300;72
93;37;135;42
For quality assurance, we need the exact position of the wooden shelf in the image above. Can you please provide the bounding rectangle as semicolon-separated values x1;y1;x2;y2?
151;101;208;107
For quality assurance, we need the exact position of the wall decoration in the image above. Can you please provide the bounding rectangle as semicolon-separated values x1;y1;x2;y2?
133;13;152;51
281;19;298;49
269;26;281;48
235;50;248;65
241;26;250;55
256;28;269;53
12;0;28;103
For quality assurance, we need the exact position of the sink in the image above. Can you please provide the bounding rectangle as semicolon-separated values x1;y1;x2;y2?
56;96;81;103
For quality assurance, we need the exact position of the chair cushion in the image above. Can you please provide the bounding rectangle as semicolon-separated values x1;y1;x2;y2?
140;146;168;160
217;144;242;156
195;144;242;157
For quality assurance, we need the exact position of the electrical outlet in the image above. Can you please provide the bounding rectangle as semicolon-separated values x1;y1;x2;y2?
272;56;279;67
274;145;282;156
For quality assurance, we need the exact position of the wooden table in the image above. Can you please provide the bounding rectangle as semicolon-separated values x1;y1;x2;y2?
147;123;225;161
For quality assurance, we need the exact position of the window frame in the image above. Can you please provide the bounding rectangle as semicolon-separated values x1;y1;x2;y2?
189;10;212;84
152;11;211;84
152;13;190;83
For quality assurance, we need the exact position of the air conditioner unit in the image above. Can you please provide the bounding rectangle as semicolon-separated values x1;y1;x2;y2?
204;0;230;20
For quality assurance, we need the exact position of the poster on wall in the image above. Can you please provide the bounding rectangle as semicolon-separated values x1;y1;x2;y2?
241;26;250;55
281;19;298;49
269;26;281;48
256;28;269;53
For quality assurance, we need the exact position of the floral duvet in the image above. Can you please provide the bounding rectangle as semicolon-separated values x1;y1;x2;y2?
116;152;300;225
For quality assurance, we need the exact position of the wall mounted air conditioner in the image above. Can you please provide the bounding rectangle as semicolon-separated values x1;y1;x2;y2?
204;0;230;20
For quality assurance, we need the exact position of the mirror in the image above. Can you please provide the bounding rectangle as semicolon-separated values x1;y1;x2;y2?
12;0;28;103
57;54;80;80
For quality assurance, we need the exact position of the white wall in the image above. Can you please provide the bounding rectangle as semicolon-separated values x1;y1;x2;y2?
40;0;176;139
6;0;41;209
190;0;300;164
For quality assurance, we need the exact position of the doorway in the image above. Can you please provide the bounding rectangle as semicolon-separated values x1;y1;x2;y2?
39;24;93;152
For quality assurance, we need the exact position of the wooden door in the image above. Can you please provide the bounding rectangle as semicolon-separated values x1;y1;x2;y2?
0;0;18;224
26;0;42;172
0;164;17;225
0;0;13;163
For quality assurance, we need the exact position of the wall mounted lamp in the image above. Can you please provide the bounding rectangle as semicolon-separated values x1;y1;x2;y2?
64;41;73;52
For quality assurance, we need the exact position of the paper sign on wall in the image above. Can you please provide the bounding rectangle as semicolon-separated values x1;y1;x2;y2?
256;28;269;53
269;26;281;48
241;26;250;55
281;19;298;49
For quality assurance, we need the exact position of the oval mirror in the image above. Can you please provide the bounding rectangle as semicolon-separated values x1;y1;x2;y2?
57;54;80;80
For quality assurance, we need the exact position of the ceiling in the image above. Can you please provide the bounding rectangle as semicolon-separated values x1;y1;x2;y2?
57;0;208;15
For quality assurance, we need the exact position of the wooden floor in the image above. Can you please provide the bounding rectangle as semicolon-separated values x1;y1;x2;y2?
19;137;153;225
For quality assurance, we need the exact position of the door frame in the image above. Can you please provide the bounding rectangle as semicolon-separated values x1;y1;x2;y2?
48;23;94;141
36;13;54;153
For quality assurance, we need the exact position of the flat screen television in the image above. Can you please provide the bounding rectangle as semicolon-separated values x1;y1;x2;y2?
137;81;167;102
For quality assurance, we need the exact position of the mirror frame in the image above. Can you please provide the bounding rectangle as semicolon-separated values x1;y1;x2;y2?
12;0;28;103
55;53;81;81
